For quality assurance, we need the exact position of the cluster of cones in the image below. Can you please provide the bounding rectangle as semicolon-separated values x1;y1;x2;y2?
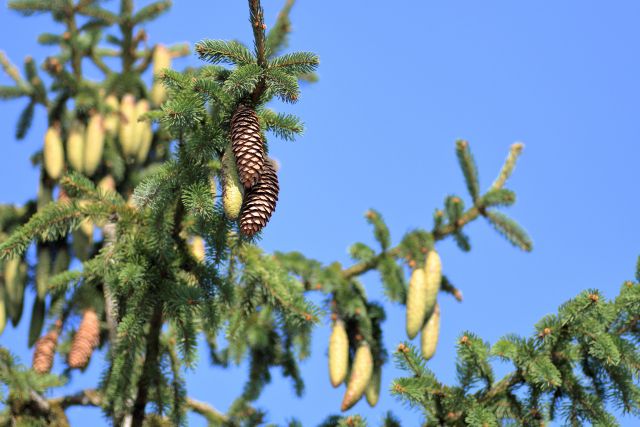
224;104;279;237
32;309;100;374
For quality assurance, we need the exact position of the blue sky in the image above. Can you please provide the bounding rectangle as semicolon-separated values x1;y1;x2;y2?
1;1;639;425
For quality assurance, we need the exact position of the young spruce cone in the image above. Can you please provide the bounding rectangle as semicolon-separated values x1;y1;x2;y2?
68;309;100;369
341;342;373;411
405;266;427;339
222;147;244;220
423;250;442;318
421;302;440;360
32;322;60;374
365;366;381;407
239;159;279;237
43;126;64;180
328;319;349;387
231;104;264;188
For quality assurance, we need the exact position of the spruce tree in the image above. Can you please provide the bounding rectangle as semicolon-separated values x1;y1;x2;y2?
0;1;638;426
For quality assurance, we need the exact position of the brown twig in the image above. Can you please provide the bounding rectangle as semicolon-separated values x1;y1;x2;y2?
186;397;229;424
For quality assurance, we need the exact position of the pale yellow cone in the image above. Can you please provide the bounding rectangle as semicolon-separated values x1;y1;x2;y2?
405;267;427;339
190;236;205;263
151;44;171;106
341;343;373;411
84;114;105;176
222;147;244;220
104;95;119;136
365;367;381;407
423;250;442;318
4;258;20;302
133;100;151;163
43;126;64;179
421;303;440;360
119;94;137;157
66;124;85;173
329;320;349;387
153;44;172;75
136;121;153;164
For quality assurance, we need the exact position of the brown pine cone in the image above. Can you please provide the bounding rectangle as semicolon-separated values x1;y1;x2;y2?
32;323;60;374
68;309;100;369
231;104;264;189
239;159;279;237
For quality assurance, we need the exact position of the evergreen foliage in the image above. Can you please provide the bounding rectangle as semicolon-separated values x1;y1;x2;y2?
0;1;637;426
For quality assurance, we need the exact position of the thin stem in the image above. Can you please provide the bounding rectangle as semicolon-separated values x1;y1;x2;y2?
479;371;523;404
186;398;229;424
120;0;135;73
342;206;482;280
64;5;82;79
249;0;268;103
49;389;103;409
249;0;267;67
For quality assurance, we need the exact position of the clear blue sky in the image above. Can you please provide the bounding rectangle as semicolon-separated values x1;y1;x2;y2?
1;1;639;425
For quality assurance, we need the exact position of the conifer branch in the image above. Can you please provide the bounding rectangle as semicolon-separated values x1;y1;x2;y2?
249;0;267;68
0;51;30;93
249;0;269;103
63;6;83;79
120;0;135;73
265;0;295;58
342;143;526;280
186;397;229;424
49;389;103;409
491;142;524;190
342;206;482;279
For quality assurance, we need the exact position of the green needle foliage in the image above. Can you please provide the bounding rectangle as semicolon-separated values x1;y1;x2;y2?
391;283;640;426
0;1;637;426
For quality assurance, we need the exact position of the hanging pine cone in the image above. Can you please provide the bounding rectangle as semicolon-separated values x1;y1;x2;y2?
231;104;264;188
341;342;374;411
239;159;279;237
421;302;440;360
329;319;349;387
68;309;100;369
32;322;60;374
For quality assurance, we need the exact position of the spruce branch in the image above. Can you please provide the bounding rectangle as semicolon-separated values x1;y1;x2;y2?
132;0;171;25
195;40;255;66
186;397;229;424
249;0;267;68
0;51;31;93
491;142;524;190
342;142;528;280
49;389;103;409
265;0;295;58
455;140;480;201
484;210;533;252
